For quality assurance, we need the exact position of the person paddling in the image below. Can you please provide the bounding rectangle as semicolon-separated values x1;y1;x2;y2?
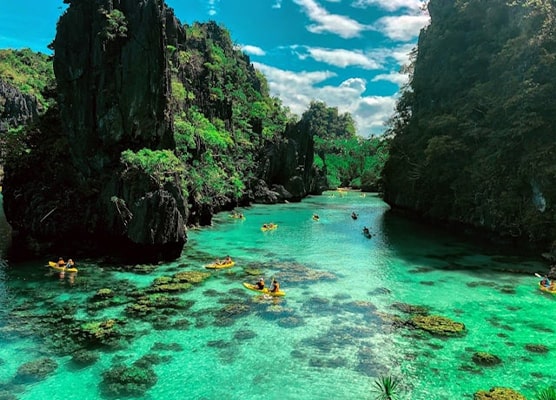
255;277;265;290
270;279;280;293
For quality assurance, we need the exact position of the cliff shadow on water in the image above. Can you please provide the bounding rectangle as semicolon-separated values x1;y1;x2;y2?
0;193;12;259
381;209;547;277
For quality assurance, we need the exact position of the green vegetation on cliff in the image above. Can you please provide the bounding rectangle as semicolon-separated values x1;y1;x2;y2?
382;0;556;245
0;48;54;109
168;21;293;214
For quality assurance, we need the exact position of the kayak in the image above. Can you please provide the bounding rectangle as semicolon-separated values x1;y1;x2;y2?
312;216;320;221
229;213;245;220
205;260;235;269
539;283;556;295
261;224;278;231
243;282;285;297
48;261;78;273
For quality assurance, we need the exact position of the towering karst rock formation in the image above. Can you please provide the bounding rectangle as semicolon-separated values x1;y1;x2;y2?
2;0;323;261
4;0;187;261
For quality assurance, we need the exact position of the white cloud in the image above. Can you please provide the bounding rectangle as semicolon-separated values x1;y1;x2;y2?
293;0;369;39
372;72;409;86
207;0;220;16
373;14;430;41
242;45;266;56
352;0;425;12
387;43;416;65
295;46;383;69
253;62;397;137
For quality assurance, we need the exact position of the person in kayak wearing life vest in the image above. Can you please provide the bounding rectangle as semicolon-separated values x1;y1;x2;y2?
57;257;66;268
66;259;75;269
255;277;265;290
541;275;551;287
270;279;280;293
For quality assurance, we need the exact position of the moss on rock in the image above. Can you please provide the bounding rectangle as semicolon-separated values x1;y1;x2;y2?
411;315;465;336
473;387;526;400
472;352;502;367
100;363;157;398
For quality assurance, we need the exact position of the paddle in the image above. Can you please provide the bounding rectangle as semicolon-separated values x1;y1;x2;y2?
535;273;543;279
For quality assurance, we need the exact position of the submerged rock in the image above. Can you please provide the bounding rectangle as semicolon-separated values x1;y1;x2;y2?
472;352;502;367
14;358;58;383
100;363;157;398
524;343;549;354
71;349;100;367
473;387;526;400
410;315;466;336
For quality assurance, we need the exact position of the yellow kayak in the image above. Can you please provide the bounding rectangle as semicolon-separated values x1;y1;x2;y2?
261;223;278;231
48;261;78;273
539;283;556;295
243;282;285;297
205;260;235;269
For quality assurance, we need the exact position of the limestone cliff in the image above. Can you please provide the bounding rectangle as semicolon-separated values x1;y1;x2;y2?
255;122;324;203
0;80;40;133
2;3;321;260
4;0;187;261
382;0;556;251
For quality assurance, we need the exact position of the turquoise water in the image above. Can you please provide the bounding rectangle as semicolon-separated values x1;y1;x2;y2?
0;191;553;399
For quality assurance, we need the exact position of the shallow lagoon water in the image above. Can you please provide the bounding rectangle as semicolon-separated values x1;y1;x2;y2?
0;191;553;400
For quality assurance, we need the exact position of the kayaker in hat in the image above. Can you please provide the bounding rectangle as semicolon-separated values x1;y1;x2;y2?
255;277;265;290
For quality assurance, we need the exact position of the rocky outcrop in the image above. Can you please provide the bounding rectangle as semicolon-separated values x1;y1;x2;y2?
255;122;325;203
3;1;321;260
0;80;40;133
3;0;187;261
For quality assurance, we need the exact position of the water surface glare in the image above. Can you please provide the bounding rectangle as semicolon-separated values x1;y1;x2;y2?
0;191;553;399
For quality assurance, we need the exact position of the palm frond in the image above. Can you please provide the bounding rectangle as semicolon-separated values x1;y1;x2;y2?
372;375;401;400
535;387;556;400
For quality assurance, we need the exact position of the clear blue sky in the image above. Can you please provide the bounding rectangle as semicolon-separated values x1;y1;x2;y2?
0;0;429;136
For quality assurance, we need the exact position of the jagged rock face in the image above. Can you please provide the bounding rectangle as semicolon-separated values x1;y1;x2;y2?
256;123;324;202
3;0;187;261
0;80;40;133
382;0;556;249
53;0;174;175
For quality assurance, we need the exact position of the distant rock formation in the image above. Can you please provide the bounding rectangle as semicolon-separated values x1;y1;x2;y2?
0;80;40;133
256;122;325;203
